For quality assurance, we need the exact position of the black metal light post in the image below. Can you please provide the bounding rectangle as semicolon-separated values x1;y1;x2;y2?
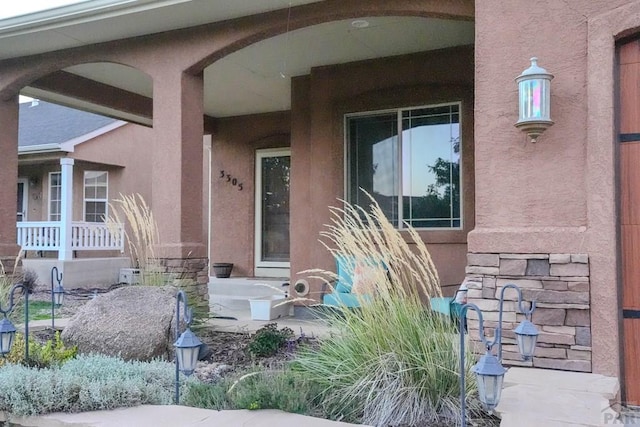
50;267;64;329
174;290;202;404
0;283;30;363
458;283;539;426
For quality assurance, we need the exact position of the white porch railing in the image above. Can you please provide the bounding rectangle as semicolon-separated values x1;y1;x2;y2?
17;222;125;253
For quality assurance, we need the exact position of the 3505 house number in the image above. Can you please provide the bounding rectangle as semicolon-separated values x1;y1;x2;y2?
219;170;243;191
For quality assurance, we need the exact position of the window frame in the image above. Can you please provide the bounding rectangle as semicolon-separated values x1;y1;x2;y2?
344;101;463;230
48;171;61;222
83;170;109;223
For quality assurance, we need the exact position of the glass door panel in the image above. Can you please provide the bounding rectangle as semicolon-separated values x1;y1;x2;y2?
255;148;290;276
17;179;27;222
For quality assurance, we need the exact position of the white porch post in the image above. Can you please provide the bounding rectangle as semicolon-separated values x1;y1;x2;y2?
59;158;74;261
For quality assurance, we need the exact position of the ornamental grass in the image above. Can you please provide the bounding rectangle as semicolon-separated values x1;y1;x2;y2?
295;193;478;426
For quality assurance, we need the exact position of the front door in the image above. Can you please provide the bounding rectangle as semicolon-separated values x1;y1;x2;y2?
17;178;28;222
255;148;291;277
619;39;640;405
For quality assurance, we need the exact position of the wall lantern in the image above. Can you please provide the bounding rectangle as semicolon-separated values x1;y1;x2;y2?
515;57;554;142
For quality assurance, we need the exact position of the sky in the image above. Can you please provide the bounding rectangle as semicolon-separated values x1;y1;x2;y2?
0;0;87;20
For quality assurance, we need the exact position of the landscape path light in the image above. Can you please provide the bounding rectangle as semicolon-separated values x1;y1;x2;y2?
174;290;202;404
458;283;538;426
50;266;65;329
0;283;30;362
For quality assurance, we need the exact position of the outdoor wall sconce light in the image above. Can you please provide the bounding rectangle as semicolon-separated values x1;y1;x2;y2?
174;290;202;404
0;283;30;363
459;283;538;425
50;266;65;329
515;57;554;142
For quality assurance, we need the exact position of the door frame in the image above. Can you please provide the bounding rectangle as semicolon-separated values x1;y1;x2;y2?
17;177;28;222
254;147;291;278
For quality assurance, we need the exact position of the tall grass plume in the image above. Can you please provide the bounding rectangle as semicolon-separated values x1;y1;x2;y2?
295;193;477;426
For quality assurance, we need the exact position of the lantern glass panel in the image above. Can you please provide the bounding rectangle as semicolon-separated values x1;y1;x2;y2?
475;372;504;410
0;330;15;355
516;332;538;360
518;78;551;123
177;346;199;376
54;287;64;306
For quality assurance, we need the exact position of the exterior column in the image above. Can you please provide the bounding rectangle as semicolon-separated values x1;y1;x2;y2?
0;96;20;271
151;69;209;310
151;70;205;259
58;158;74;261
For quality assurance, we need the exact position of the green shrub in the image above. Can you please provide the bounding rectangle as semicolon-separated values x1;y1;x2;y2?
247;323;293;358
0;354;186;416
184;368;322;415
295;195;478;426
0;332;77;369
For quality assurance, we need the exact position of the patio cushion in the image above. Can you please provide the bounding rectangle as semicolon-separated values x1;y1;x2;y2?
335;255;354;293
323;291;371;308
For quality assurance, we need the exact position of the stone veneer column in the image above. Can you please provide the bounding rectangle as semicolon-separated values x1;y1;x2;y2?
465;253;591;372
0;96;21;273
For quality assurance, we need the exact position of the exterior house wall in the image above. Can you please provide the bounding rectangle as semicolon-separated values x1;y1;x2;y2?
210;112;291;277
290;46;475;297
5;0;640;386
471;0;636;377
72;122;154;205
211;46;473;292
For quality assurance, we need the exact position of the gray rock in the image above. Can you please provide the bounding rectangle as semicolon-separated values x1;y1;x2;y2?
61;286;181;361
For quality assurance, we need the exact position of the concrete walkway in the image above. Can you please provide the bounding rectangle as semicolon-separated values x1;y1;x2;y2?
495;367;620;426
1;406;367;427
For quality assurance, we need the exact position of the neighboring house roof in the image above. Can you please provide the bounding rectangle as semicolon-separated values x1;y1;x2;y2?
18;100;125;154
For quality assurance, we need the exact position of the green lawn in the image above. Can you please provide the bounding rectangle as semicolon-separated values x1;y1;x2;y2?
26;300;57;321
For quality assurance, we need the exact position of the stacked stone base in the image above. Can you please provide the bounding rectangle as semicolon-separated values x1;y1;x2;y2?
465;253;591;372
158;257;209;312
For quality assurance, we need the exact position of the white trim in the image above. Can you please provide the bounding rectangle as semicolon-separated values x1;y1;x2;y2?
17;178;28;222
18;143;64;154
204;134;212;276
0;0;188;36
48;171;62;221
254;147;291;277
82;170;109;222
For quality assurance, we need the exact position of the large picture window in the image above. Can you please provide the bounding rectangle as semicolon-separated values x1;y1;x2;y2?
84;171;108;222
347;103;461;229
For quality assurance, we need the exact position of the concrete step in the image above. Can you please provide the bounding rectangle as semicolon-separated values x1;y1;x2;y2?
209;276;290;314
208;277;289;297
495;367;620;427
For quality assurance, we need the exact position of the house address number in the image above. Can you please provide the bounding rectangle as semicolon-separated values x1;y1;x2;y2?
219;170;243;191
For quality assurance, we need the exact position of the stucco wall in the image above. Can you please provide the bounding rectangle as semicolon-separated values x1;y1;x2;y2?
472;0;636;378
291;45;475;296
210;46;474;288
210;112;291;277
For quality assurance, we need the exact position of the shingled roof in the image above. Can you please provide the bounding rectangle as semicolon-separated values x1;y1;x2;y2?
18;100;117;147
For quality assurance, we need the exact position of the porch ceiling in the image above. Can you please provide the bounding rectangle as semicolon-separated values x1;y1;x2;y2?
5;1;474;119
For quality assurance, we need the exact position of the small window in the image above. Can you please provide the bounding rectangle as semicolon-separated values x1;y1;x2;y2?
48;172;61;221
84;171;108;222
346;103;461;229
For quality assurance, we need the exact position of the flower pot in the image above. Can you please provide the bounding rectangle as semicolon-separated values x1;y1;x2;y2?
212;262;234;278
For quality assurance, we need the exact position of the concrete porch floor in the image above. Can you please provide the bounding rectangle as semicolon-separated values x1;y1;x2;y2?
496;367;621;426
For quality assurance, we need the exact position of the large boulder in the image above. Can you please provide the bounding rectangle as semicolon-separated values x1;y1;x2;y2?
61;286;181;361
